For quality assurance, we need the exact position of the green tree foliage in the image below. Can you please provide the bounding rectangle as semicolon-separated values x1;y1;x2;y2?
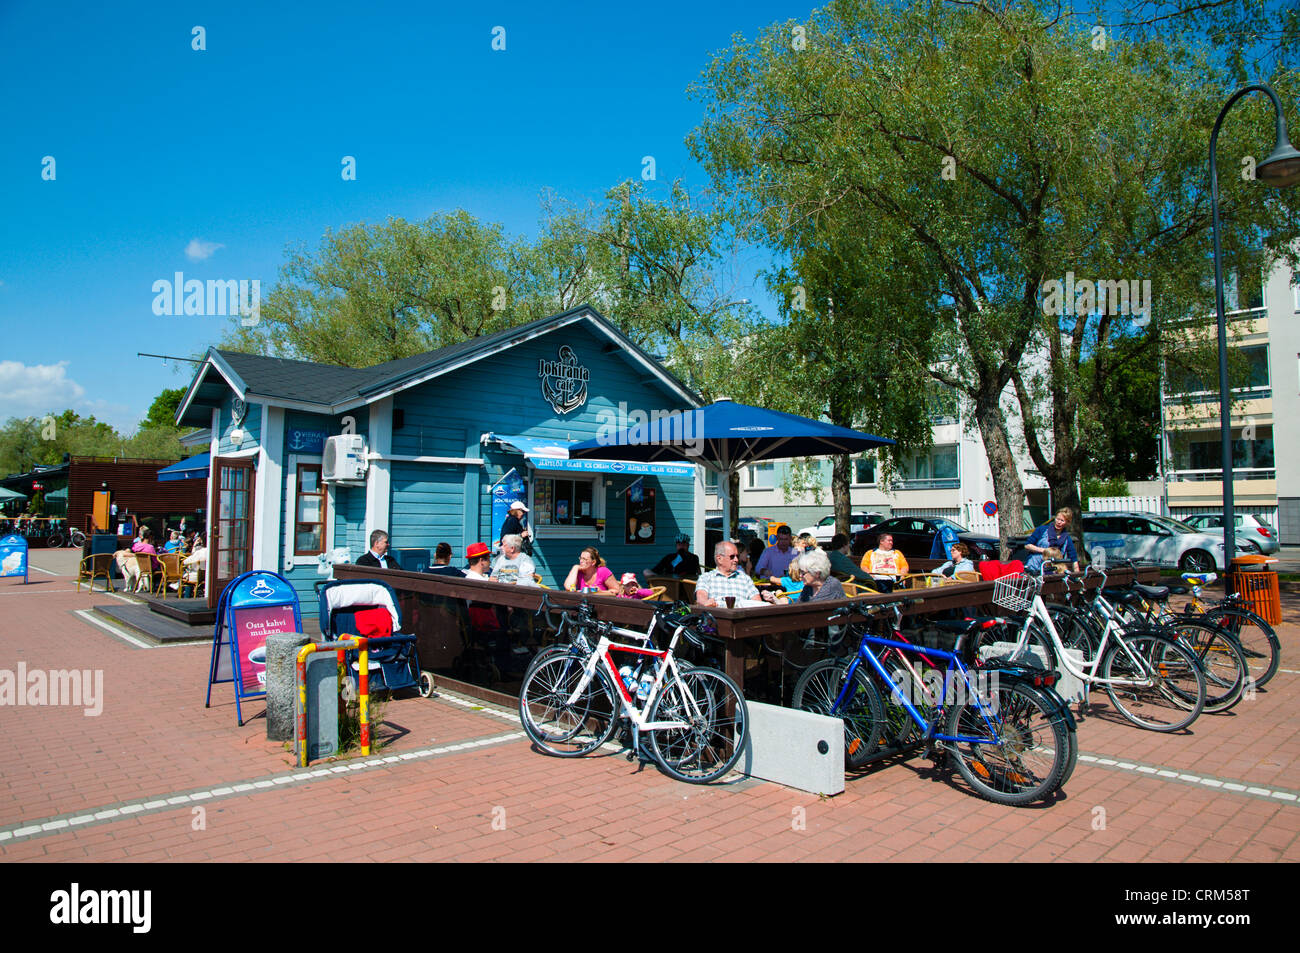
689;0;1299;553
219;194;751;390
0;386;192;476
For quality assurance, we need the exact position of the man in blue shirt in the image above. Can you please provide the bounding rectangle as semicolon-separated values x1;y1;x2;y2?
1025;508;1079;573
756;525;798;584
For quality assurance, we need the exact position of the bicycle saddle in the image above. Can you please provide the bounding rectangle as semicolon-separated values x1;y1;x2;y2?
1131;582;1170;600
1102;588;1142;604
1181;572;1217;587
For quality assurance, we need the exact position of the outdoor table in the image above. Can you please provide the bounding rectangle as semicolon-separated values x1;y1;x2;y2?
333;563;1163;695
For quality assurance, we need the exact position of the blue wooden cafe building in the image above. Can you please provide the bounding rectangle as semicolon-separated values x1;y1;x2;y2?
175;306;704;614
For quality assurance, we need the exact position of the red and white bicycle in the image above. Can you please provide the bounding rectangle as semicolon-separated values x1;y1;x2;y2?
518;604;748;784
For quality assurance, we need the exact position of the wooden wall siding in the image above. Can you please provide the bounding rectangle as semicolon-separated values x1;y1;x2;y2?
215;401;262;455
67;458;207;530
388;462;464;551
334;485;367;555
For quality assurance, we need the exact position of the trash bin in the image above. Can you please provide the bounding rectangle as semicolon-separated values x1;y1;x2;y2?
1227;554;1281;625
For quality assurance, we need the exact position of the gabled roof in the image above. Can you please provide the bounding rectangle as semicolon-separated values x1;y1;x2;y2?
176;305;701;426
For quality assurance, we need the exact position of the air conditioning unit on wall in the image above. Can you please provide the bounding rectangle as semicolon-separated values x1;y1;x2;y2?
323;435;368;484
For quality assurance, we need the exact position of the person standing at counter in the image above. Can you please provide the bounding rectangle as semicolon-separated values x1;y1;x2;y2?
498;501;532;552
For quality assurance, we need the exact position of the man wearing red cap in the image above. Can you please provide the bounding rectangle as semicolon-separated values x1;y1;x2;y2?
464;542;492;579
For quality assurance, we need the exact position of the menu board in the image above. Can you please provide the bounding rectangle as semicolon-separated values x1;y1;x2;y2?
625;479;656;544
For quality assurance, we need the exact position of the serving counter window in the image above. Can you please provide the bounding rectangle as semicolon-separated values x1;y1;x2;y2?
534;476;595;526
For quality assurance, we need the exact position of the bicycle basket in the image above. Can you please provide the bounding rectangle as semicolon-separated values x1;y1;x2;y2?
991;573;1040;613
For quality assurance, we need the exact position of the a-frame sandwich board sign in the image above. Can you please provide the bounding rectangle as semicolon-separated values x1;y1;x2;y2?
205;570;303;725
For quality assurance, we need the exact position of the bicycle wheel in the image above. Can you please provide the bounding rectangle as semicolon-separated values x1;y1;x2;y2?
1101;632;1205;732
1009;618;1058;670
1045;605;1100;662
792;659;885;768
1164;619;1246;714
945;679;1072;806
646;666;747;784
1203;607;1280;688
45;533;64;549
518;653;619;757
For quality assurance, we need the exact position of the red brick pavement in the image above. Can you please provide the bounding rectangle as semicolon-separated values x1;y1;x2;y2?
1;557;1297;862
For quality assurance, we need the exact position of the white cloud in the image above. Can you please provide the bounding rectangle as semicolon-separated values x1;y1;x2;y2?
185;238;225;261
0;360;86;417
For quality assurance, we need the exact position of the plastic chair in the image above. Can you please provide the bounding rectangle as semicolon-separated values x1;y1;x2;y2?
128;553;160;594
640;586;667;601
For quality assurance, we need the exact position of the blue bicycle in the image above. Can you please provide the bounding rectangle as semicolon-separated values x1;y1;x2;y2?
792;602;1078;806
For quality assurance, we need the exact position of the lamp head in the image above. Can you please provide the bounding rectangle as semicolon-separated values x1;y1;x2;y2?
1258;139;1300;187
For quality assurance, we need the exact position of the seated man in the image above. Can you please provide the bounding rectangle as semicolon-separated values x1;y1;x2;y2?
755;524;798;585
645;533;701;580
355;530;394;569
463;542;492;579
425;541;464;576
491;534;537;586
859;532;909;590
826;533;878;588
695;541;780;608
1024;508;1079;573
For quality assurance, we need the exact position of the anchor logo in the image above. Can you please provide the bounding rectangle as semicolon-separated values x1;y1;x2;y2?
538;345;589;416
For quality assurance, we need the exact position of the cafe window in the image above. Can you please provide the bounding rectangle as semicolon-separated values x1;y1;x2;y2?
534;476;597;527
293;463;324;555
747;462;776;489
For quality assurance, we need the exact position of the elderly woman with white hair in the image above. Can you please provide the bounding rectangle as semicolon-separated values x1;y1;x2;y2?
795;547;847;603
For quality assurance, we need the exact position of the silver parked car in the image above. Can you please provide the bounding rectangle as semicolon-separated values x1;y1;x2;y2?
1180;513;1280;555
1080;511;1252;573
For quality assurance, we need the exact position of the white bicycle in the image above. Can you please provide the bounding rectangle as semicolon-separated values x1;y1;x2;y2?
995;573;1207;732
518;606;748;784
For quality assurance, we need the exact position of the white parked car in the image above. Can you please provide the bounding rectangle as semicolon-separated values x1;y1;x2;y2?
797;512;886;545
1080;512;1252;573
1179;513;1280;555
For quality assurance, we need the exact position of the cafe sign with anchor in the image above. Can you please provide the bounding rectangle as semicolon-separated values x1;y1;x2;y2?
538;345;589;416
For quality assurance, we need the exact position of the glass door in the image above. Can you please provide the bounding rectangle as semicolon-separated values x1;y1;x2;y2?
208;457;255;608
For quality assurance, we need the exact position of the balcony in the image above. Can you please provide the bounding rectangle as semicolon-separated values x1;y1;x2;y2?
896;478;961;490
1168;467;1276;482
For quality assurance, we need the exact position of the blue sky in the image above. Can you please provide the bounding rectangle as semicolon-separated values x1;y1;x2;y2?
0;0;804;432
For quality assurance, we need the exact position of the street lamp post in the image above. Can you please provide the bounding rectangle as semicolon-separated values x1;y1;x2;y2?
1208;83;1300;558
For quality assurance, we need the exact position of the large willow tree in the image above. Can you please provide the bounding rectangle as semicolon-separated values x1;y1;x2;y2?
689;0;1299;553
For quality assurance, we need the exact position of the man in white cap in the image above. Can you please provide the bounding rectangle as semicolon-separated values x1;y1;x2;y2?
498;500;531;551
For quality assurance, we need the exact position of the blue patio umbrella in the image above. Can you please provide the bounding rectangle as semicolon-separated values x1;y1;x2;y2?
157;452;210;482
567;398;894;537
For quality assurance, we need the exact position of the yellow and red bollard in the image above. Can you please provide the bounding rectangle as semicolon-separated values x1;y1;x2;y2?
296;638;370;768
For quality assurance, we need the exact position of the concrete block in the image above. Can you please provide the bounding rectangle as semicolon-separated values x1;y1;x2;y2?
739;701;844;796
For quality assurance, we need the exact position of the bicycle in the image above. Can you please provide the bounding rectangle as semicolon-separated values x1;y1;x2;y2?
45;527;87;549
793;600;1076;805
1173;572;1281;688
999;571;1208;731
518;603;748;784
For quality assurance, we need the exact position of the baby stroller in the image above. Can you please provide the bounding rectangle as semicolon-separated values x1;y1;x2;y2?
318;578;435;697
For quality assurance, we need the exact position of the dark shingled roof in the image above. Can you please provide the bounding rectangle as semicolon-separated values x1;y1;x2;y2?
195;305;700;411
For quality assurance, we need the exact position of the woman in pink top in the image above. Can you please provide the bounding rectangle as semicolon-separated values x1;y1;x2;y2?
564;547;620;593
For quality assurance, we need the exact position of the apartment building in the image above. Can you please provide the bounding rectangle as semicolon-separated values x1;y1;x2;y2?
1160;257;1299;541
712;388;1050;537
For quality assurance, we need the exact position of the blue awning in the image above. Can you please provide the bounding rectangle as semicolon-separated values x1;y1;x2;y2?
483;434;694;477
157;452;210;481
